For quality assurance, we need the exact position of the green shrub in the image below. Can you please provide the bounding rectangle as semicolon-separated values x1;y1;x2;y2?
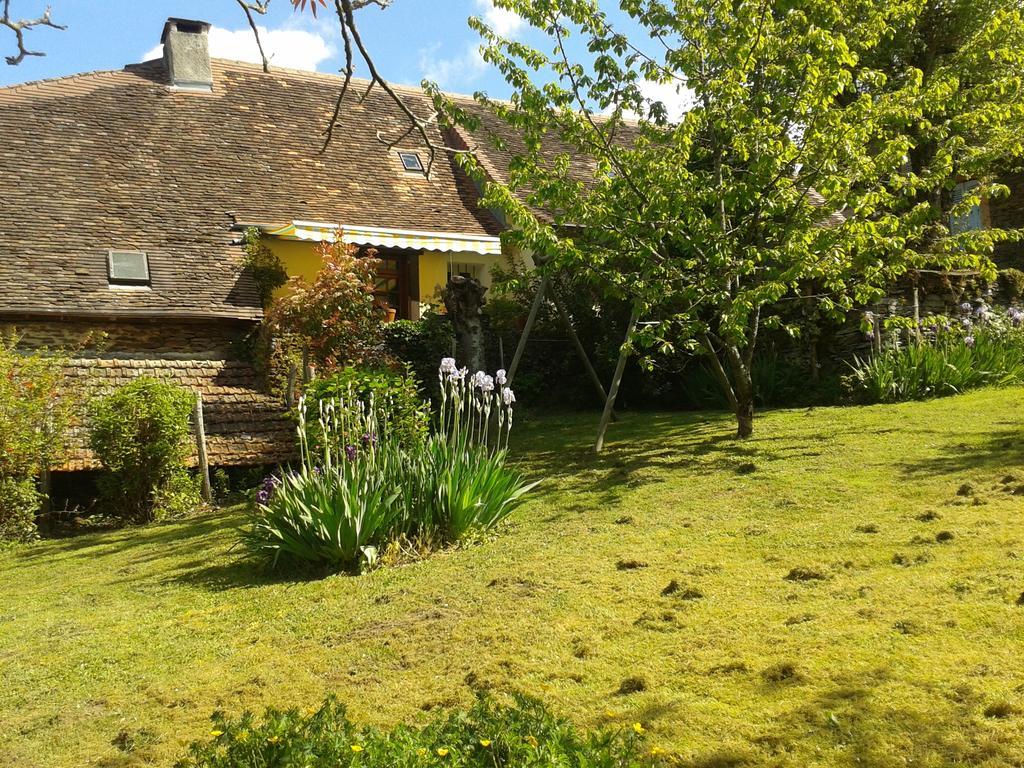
303;364;428;450
241;227;288;307
0;476;42;544
0;336;72;542
89;377;199;523
0;336;71;478
245;362;537;572
382;311;455;397
845;307;1024;403
177;693;654;768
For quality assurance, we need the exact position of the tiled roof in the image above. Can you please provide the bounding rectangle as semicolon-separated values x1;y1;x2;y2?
58;358;296;471
0;59;501;319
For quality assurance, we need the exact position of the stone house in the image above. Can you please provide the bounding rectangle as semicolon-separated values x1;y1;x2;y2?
0;17;523;474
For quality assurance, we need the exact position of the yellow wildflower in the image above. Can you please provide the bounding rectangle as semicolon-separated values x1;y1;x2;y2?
525;735;539;747
437;747;450;757
417;747;427;757
209;730;224;737
604;710;616;718
479;739;492;747
267;735;281;744
650;745;666;756
351;744;363;752
633;722;645;735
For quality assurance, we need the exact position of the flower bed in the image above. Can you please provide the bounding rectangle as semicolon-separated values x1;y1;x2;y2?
244;360;538;572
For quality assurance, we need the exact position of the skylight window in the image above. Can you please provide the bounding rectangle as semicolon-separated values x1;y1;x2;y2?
107;249;150;285
398;151;424;173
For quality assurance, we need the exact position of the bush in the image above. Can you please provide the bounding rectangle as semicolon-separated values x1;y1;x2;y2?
245;361;538;572
267;238;384;369
0;336;72;542
382;311;454;397
177;693;655;768
0;477;42;544
303;364;428;450
845;306;1024;403
241;227;288;307
89;377;199;523
0;336;70;478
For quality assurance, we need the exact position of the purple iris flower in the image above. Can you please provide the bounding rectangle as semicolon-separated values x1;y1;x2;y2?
965;335;976;348
360;432;378;449
345;444;358;461
960;301;972;313
255;489;270;505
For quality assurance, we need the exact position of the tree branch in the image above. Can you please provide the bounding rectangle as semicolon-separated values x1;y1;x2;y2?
236;1;272;73
2;1;65;66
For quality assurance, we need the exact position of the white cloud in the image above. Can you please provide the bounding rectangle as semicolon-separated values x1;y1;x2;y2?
419;41;487;90
142;25;334;72
621;79;695;123
418;0;524;89
476;0;524;37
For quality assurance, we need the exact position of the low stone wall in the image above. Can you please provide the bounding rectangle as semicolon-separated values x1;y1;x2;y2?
2;317;256;360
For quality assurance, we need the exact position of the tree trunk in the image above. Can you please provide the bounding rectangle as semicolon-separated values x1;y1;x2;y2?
443;275;487;372
723;344;755;439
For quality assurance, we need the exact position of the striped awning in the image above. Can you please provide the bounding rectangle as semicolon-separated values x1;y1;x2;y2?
263;221;502;256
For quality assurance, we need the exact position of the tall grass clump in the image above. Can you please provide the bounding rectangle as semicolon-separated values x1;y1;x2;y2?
846;304;1024;403
245;359;538;572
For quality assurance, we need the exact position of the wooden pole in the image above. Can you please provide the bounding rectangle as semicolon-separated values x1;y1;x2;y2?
507;275;550;386
285;364;297;408
912;284;922;344
193;394;212;504
594;303;641;453
550;289;616;420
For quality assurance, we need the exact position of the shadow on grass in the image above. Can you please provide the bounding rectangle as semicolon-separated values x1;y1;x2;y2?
900;424;1024;478
729;673;1016;768
513;409;834;511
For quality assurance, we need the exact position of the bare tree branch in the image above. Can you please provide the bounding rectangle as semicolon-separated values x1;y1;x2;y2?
2;1;66;66
236;0;272;73
238;0;475;176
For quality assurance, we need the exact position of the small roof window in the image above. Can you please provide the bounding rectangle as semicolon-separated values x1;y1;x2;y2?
108;250;151;285
398;151;424;173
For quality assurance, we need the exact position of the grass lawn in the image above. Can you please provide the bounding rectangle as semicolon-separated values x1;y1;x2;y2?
2;389;1024;767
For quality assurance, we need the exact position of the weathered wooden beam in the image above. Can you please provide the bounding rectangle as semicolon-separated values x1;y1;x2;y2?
193;394;213;504
595;303;641;452
507;275;550;386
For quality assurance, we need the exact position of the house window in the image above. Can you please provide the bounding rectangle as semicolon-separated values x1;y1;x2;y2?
950;181;983;234
448;262;482;281
398;151;424;173
107;250;150;285
371;250;409;319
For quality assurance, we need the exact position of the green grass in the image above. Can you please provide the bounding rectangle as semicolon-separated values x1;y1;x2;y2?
3;389;1024;767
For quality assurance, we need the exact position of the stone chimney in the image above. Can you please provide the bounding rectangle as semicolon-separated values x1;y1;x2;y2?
161;18;212;92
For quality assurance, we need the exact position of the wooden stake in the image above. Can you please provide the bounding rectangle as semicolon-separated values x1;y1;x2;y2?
507;275;550;385
193;394;212;504
912;284;921;343
595;303;641;453
550;288;616;420
286;364;297;408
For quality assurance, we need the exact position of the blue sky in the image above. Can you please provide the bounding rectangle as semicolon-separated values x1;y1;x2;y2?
0;0;530;95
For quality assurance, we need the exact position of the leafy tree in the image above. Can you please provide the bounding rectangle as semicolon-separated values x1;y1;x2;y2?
450;0;1023;437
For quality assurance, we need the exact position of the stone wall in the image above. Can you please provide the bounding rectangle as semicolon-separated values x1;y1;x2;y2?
992;172;1024;270
2;317;256;360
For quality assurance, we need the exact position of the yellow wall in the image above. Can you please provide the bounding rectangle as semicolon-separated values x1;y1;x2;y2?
263;237;534;317
265;239;325;300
